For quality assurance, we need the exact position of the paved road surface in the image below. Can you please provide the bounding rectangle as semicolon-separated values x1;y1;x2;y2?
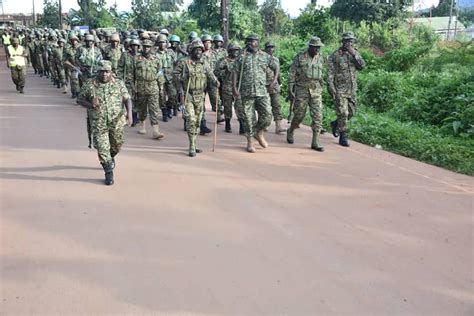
1;60;473;315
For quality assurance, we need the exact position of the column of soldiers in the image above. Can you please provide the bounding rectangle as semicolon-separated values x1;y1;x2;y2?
3;27;364;185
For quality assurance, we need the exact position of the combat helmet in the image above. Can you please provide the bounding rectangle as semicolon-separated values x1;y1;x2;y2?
84;34;95;42
213;34;224;42
141;39;154;47
110;33;120;42
227;42;241;52
156;34;167;43
190;40;204;51
169;34;180;43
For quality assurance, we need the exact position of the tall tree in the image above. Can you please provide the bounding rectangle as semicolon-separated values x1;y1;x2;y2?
432;0;455;16
259;0;291;35
330;0;411;24
131;0;163;30
39;0;61;28
68;0;113;28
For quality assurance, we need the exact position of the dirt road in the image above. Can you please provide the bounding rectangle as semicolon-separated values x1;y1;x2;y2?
1;60;473;315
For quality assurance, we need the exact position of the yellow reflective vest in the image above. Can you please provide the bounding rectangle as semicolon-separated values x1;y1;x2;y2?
8;45;26;67
2;34;11;45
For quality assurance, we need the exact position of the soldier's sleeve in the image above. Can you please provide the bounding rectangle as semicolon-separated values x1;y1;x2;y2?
352;51;365;70
117;53;125;79
288;54;298;87
327;52;336;95
206;63;218;86
79;79;94;101
173;59;184;84
118;79;130;101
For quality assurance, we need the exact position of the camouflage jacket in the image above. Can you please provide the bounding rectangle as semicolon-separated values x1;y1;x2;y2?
289;50;325;94
234;49;277;98
215;56;237;95
52;46;64;66
173;57;217;94
155;48;176;79
117;51;139;85
102;45;122;74
134;54;162;95
79;76;130;128
63;42;81;65
213;47;227;64
202;49;217;70
265;54;281;94
75;46;103;77
327;48;365;96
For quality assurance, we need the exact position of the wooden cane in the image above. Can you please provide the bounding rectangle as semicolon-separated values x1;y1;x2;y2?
212;89;219;152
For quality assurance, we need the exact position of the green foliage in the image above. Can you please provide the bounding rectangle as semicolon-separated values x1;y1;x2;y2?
459;8;474;27
68;0;113;28
330;0;411;24
293;4;338;44
259;0;292;36
382;43;432;71
431;0;453;17
38;0;60;29
131;0;163;30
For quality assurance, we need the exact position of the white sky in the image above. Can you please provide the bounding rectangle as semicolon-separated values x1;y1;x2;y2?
2;0;440;17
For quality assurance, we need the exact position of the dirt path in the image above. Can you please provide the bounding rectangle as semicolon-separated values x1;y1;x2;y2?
1;60;473;315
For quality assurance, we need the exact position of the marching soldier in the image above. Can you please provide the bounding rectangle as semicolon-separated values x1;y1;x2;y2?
63;34;82;98
287;36;326;152
328;32;365;147
264;42;286;135
75;34;102;87
102;33;122;75
156;34;178;120
52;38;68;93
78;60;133;185
174;40;219;157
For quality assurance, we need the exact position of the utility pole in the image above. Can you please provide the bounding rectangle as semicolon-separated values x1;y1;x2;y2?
447;0;455;40
221;0;229;47
32;0;36;24
58;0;63;30
454;0;460;38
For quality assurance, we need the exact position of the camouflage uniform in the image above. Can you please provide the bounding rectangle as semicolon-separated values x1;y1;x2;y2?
33;36;44;76
328;33;365;135
75;40;102;87
134;45;163;128
173;42;218;156
202;42;219;111
264;47;283;125
52;39;67;92
47;37;58;83
234;49;276;138
26;37;38;73
287;37;326;151
63;38;81;97
156;45;178;114
102;39;122;75
79;73;130;165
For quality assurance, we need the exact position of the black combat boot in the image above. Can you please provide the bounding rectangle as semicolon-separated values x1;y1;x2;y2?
162;109;168;122
34;69;37;74
331;120;339;137
183;118;187;131
199;119;212;135
173;108;178;116
339;132;350;147
19;87;24;94
102;161;114;185
225;118;232;133
56;80;61;88
167;108;173;119
131;112;139;127
239;119;245;135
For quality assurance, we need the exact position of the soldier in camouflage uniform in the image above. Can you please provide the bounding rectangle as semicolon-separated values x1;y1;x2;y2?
52;38;68;93
156;34;178;120
47;33;59;85
264;42;286;135
169;35;187;60
78;60;133;186
232;34;278;153
174;40;218;157
33;32;44;76
102;33;122;75
75;34;102;87
201;34;222;132
117;38;140;125
328;32;365;147
134;39;165;139
215;43;244;134
212;35;227;63
26;35;38;74
63;34;82;98
287;36;326;152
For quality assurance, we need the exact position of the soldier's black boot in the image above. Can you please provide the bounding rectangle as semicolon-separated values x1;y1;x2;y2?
167;108;173;119
173;108;178;116
56;80;61;88
183;118;187;131
34;69;37;74
131;112;139;127
339;132;350;147
239;119;245;135
199;119;212;135
162;109;168;122
102;161;114;185
331;120;339;137
19;87;24;94
225;118;232;133
287;128;294;144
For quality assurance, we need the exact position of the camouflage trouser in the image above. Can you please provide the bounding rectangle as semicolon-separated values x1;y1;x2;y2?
222;92;244;120
57;65;66;86
49;58;58;80
242;95;272;138
185;92;205;137
291;89;323;132
42;53;50;75
10;66;26;88
269;92;283;121
35;53;44;73
137;93;160;125
92;114;126;164
69;70;80;95
334;94;356;133
162;78;177;111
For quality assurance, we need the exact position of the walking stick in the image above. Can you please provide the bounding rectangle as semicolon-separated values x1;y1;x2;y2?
212;89;219;152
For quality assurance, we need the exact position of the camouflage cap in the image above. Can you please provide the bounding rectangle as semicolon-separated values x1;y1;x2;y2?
141;39;154;47
227;42;241;51
157;34;167;43
308;36;324;47
97;60;112;71
342;31;356;41
110;33;120;42
190;40;204;51
213;34;224;42
245;34;259;41
201;34;212;42
84;34;95;42
264;41;275;48
169;34;180;43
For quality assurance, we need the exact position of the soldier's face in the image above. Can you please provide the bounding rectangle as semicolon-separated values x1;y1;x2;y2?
229;49;240;58
131;45;139;53
158;42;166;50
111;40;119;48
266;47;274;55
192;48;203;60
308;45;319;56
142;46;151;55
214;41;223;48
98;70;111;82
203;41;211;51
85;40;93;48
170;41;179;49
247;40;259;52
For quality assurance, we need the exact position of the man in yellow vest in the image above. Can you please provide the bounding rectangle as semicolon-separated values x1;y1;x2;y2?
2;30;12;58
7;38;28;94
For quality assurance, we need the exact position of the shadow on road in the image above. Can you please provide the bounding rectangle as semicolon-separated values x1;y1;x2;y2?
0;165;103;185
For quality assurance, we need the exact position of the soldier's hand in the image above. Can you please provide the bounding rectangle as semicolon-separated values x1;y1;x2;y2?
127;111;133;127
92;97;100;108
233;90;240;99
288;91;295;102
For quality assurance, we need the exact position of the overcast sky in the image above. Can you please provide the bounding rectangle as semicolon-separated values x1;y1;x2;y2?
3;0;439;17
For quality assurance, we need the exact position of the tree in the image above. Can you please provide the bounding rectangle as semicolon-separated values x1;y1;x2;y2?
161;0;184;11
259;0;292;35
68;0;113;28
294;4;338;43
131;0;163;30
432;0;454;17
330;0;411;24
38;0;61;28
